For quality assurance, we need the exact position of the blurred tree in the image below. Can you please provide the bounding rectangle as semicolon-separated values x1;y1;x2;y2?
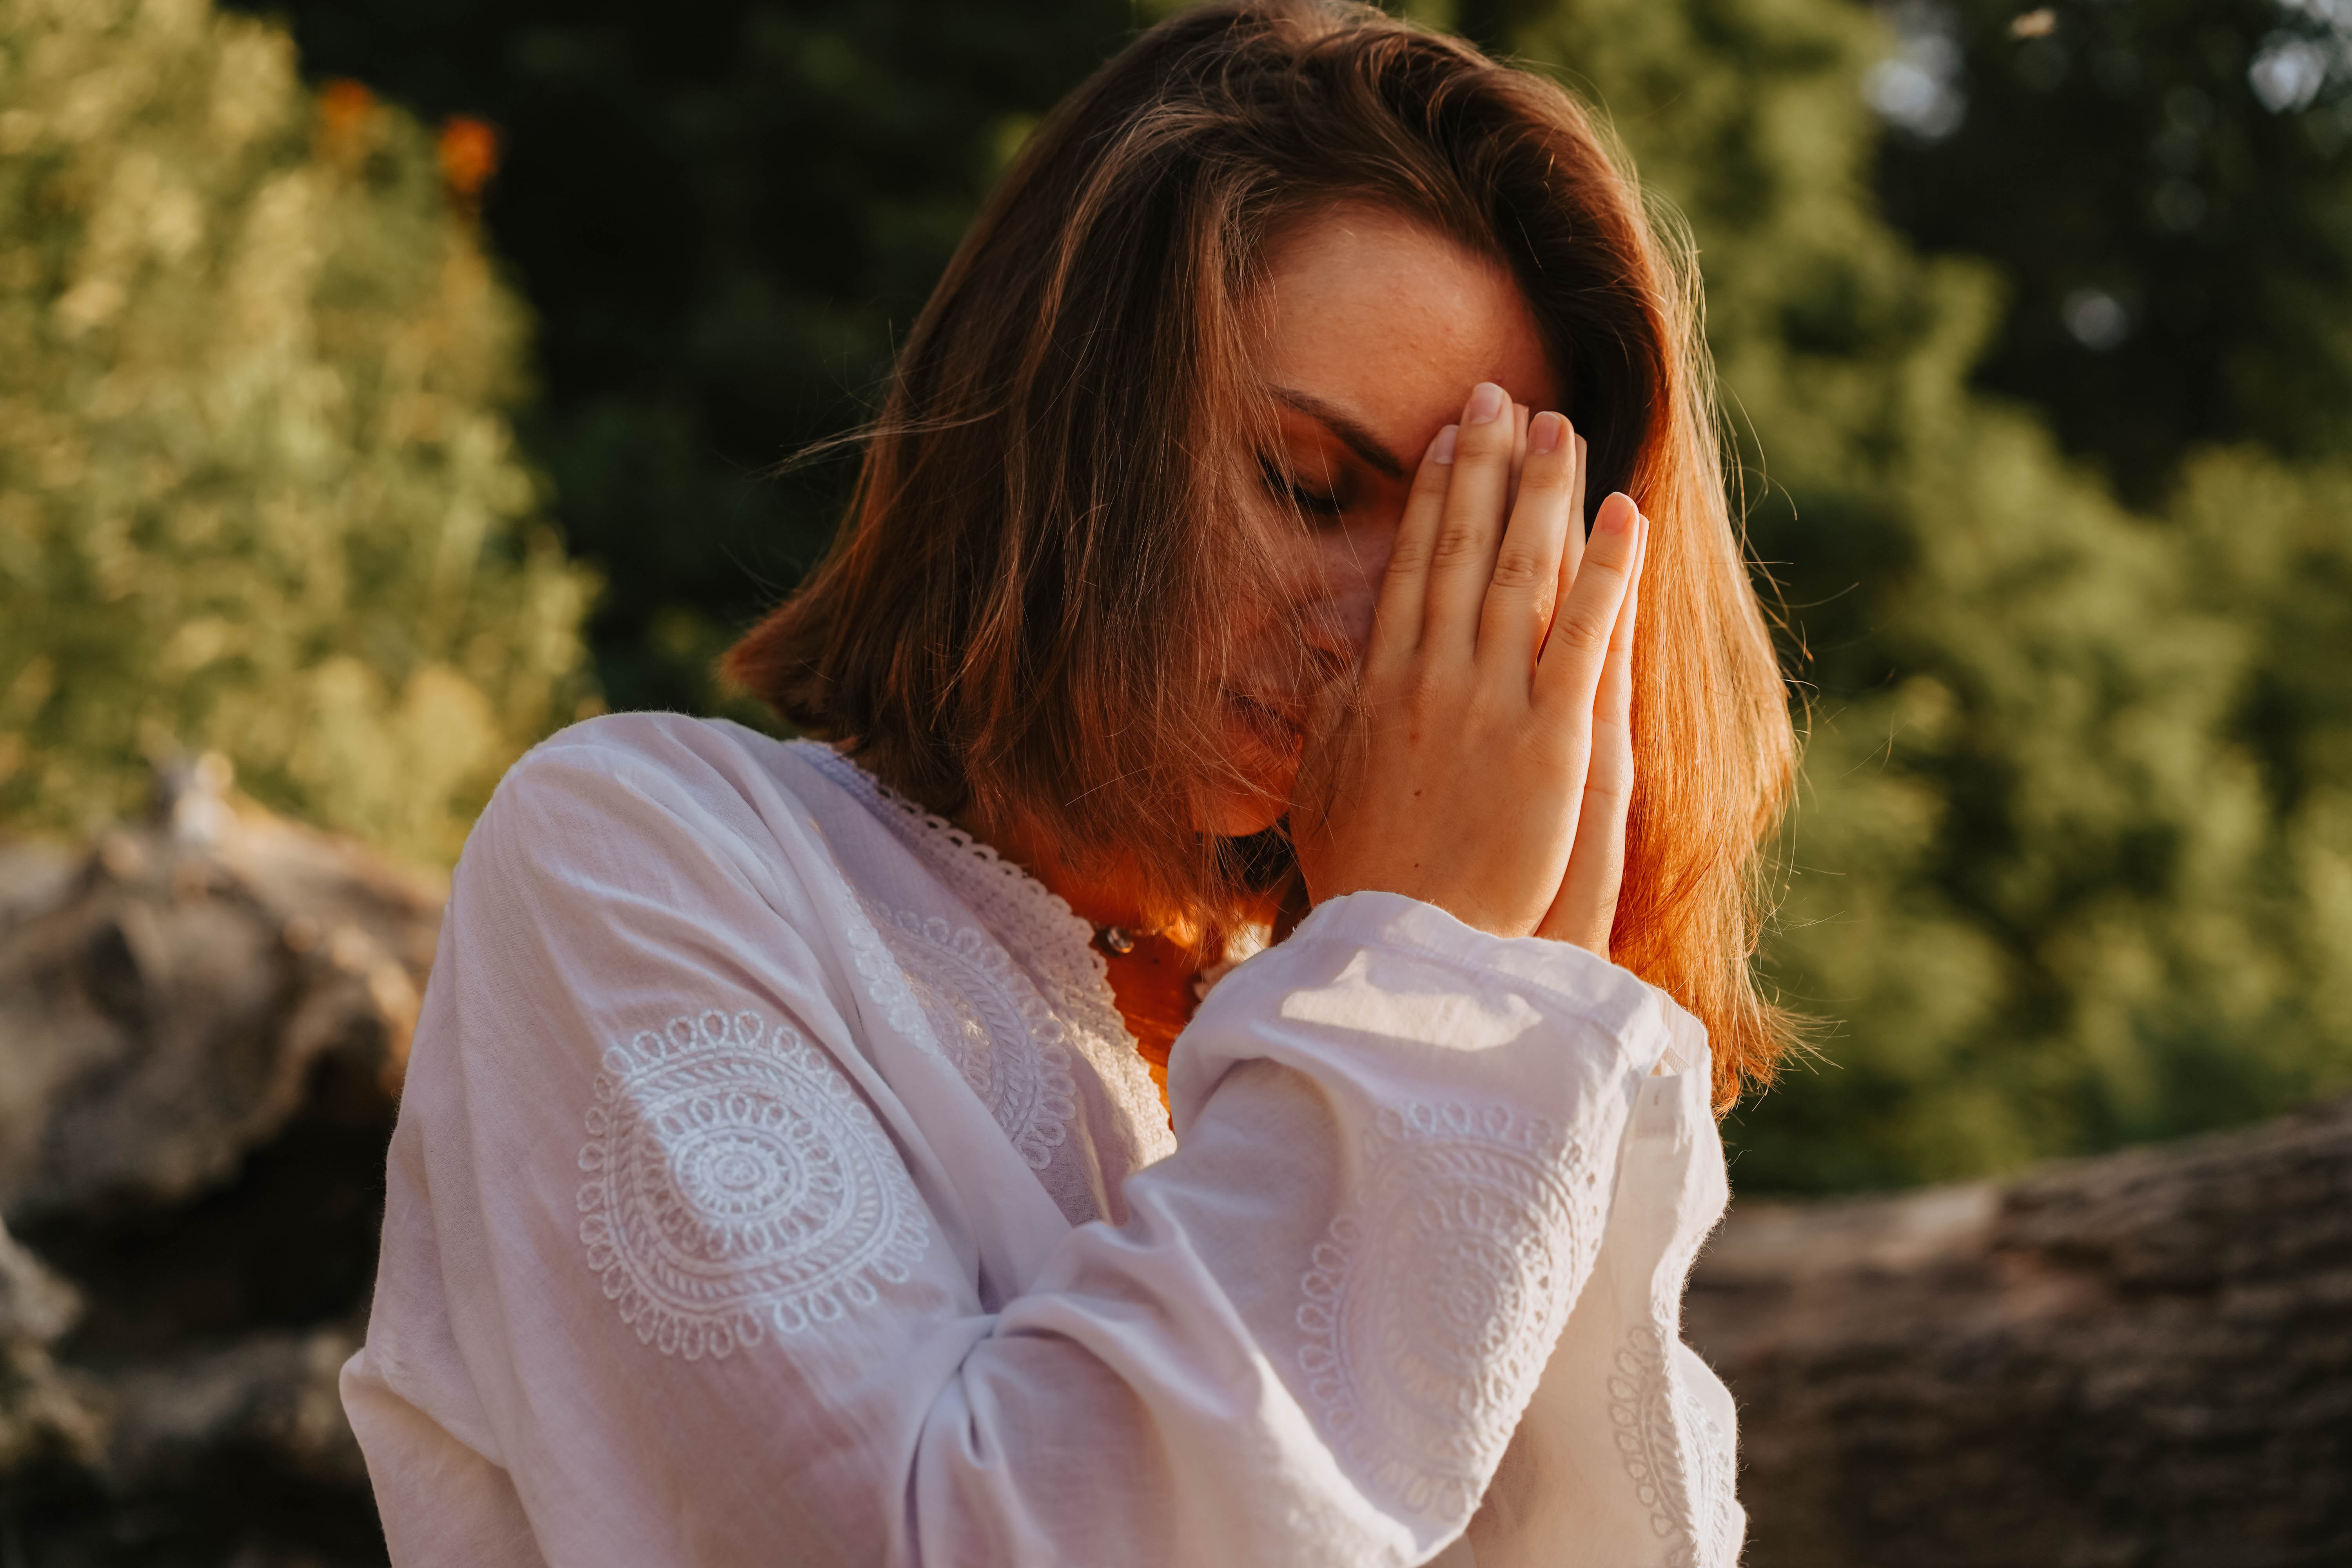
220;0;1137;717
1873;0;2352;510
0;0;593;866
1483;0;2352;1187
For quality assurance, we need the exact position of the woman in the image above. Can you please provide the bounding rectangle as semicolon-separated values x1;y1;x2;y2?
342;3;1794;1564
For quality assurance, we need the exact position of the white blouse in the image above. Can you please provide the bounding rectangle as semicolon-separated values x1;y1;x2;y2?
340;712;1743;1567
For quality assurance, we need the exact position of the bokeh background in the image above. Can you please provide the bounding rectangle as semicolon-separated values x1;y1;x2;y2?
5;0;2350;1197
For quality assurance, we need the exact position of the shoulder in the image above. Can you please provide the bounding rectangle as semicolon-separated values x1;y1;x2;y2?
461;713;857;907
477;713;832;846
492;710;798;809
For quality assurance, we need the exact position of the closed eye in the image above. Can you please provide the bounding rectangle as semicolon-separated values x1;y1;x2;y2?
1258;454;1348;519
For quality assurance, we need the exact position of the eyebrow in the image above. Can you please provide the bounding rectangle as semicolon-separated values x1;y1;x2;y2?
1271;387;1408;481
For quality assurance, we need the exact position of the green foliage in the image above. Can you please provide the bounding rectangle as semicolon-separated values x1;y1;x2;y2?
220;0;1139;717
0;0;593;866
1493;0;2352;1187
1878;0;2352;508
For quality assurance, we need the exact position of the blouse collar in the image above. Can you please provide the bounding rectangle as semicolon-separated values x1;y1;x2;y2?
793;743;1138;1063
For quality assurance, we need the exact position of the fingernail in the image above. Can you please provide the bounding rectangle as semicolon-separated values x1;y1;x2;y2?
1529;411;1565;455
1464;382;1506;426
1597;491;1635;533
1428;424;1458;465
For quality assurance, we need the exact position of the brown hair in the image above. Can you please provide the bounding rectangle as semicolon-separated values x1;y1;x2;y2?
727;0;1797;1105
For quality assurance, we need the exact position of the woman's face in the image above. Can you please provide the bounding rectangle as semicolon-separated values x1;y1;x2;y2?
1203;201;1561;837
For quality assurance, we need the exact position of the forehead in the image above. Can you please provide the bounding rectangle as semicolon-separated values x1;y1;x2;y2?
1256;201;1560;431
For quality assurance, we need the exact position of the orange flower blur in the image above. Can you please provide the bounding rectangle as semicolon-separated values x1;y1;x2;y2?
317;78;376;163
438;116;500;201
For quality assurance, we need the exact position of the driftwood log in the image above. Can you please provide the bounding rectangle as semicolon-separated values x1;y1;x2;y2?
0;766;2347;1563
0;760;429;1564
1686;1098;2352;1567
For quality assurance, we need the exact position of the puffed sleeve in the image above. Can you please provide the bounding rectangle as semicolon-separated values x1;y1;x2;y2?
342;719;1689;1568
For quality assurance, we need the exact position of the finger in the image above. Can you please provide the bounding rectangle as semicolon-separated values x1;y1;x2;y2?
1563;432;1588;590
1476;410;1579;688
1613;510;1647;663
1534;426;1588;661
1534;490;1640;711
1421;381;1520;658
1504;401;1529;520
1367;423;1459;677
1498;402;1530;613
1540;512;1645;953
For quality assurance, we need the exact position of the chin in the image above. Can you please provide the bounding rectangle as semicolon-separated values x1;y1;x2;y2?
1202;693;1306;840
1195;715;1298;838
1198;784;1289;840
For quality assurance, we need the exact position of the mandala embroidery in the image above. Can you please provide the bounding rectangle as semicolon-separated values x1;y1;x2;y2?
1607;1324;1688;1550
1606;1323;1739;1568
839;902;929;1045
868;904;1080;1172
1295;1102;1599;1522
577;1009;930;1360
1681;1378;1742;1568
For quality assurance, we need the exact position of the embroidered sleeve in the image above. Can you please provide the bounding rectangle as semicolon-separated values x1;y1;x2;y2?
576;1008;932;1357
1296;1103;1604;1522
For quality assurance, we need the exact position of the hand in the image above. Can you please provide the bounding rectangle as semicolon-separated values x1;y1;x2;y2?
1290;380;1647;956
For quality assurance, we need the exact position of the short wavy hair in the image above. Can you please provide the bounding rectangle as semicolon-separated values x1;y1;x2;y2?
728;0;1797;1105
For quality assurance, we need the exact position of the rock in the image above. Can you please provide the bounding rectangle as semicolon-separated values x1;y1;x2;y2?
1686;1096;2352;1568
0;842;74;933
104;1322;371;1492
0;1217;103;1474
0;760;431;1565
0;755;436;1219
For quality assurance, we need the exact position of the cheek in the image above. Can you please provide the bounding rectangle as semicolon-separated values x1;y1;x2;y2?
1248;520;1401;656
1193;509;1398;838
1310;522;1399;660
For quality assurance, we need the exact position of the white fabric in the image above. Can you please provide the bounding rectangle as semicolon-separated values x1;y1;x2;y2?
341;713;1744;1567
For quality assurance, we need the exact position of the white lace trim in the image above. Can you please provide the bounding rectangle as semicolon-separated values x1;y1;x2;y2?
867;902;1080;1172
576;1010;930;1360
1606;1325;1739;1568
1295;1102;1602;1522
797;743;1174;1164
